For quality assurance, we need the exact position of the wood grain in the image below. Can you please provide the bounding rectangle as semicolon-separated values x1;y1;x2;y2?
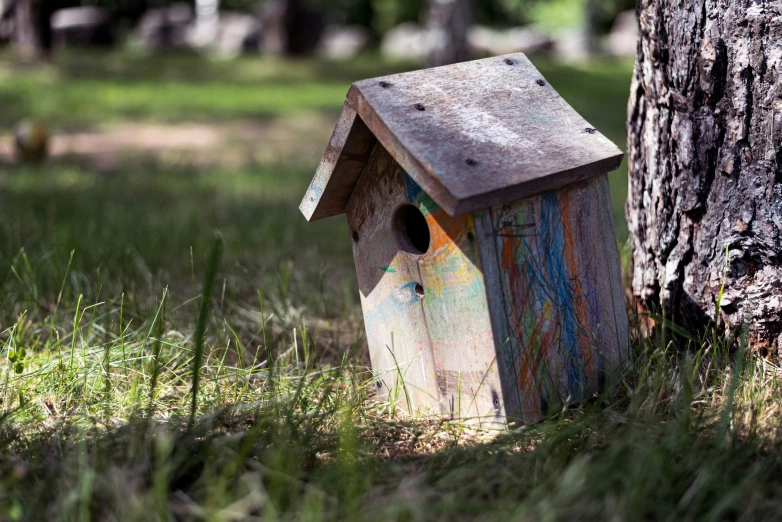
473;210;523;422
347;143;442;412
477;174;629;423
301;53;624;222
300;102;376;222
347;144;503;423
410;177;504;424
348;53;624;216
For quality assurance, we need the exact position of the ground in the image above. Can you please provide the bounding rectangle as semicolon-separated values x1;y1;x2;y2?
1;50;781;521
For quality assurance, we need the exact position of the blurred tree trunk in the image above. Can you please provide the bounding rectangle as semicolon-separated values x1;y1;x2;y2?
627;1;782;352
12;0;52;57
583;0;599;55
195;0;219;29
426;0;470;67
191;0;219;47
261;0;323;56
285;0;323;55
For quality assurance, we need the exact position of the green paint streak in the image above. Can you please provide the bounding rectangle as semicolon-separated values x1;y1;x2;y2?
416;193;439;216
379;266;396;273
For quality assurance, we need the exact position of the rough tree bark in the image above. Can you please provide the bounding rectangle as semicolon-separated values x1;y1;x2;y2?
627;1;782;351
426;0;471;67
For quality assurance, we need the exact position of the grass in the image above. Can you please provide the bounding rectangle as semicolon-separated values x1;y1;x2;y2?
2;50;780;521
0;51;412;128
0;49;631;239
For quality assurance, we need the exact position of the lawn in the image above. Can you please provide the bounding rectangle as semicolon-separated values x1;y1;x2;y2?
1;50;781;521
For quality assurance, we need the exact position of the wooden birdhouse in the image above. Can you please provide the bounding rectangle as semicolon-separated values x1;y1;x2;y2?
300;54;629;425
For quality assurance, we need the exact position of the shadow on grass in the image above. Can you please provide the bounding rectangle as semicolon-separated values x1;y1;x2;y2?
1;144;781;520
3;368;782;522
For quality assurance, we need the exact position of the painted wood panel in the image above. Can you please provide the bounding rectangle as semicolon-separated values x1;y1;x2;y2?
407;178;505;424
347;144;441;412
347;143;626;425
347;144;503;424
474;210;524;422
478;174;629;424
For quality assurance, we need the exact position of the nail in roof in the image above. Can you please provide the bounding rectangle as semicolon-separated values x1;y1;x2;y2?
300;53;623;221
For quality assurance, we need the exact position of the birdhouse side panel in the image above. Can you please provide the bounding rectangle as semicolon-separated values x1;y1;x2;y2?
478;174;629;423
347;144;442;413
406;177;505;423
473;210;525;422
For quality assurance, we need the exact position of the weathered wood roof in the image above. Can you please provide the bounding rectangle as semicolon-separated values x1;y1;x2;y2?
300;53;623;221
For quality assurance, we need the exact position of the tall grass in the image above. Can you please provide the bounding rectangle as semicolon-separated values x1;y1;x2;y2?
1;220;782;520
190;234;223;424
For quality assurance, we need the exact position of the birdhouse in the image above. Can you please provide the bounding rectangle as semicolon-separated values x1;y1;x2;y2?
300;54;629;425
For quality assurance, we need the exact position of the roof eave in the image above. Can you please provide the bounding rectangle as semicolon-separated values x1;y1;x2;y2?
346;84;461;216
299;102;376;222
449;151;624;216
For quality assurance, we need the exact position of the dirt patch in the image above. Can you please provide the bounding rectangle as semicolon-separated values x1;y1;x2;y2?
0;115;336;170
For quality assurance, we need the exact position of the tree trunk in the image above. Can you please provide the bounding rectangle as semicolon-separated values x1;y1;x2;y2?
426;0;470;67
12;0;51;57
260;0;323;56
627;1;782;352
583;0;599;55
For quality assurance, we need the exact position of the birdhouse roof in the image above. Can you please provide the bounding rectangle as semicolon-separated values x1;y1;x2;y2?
300;53;623;221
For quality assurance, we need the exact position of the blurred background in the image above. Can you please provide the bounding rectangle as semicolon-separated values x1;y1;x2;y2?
0;0;637;334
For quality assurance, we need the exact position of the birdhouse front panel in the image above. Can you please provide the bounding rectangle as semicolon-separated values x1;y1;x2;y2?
300;53;630;425
347;142;504;422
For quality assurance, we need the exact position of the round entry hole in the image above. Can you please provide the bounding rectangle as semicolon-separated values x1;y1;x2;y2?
393;204;430;255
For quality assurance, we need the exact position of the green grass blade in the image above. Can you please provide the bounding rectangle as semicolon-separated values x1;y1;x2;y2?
190;233;224;424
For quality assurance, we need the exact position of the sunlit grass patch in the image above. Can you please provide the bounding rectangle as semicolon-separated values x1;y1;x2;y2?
0;50;419;131
2;290;782;520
